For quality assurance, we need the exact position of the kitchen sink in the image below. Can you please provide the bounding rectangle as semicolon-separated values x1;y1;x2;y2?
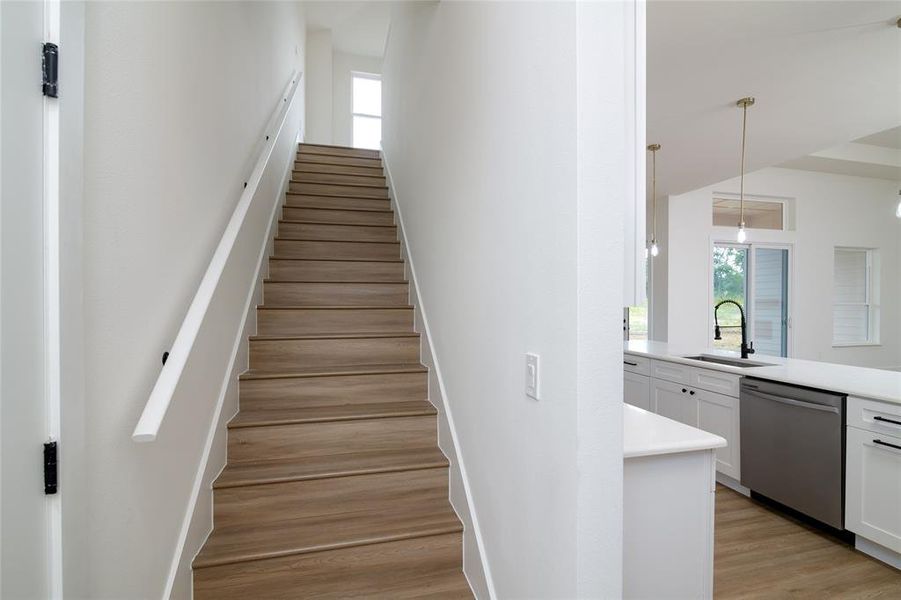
681;355;775;368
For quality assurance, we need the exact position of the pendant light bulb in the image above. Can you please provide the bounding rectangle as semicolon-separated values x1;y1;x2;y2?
650;240;660;257
737;223;747;243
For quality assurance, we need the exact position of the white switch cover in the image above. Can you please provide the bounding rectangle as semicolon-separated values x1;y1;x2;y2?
525;353;540;400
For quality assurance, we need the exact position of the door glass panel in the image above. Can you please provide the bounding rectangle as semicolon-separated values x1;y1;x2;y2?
753;247;789;357
713;245;749;352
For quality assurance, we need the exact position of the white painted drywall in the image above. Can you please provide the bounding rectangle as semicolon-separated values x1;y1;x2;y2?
80;2;304;596
664;167;901;370
381;2;625;596
332;51;382;147
305;28;333;144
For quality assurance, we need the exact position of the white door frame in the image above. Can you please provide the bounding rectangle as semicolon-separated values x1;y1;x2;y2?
708;238;794;357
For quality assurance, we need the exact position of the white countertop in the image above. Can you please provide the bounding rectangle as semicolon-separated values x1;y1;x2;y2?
625;340;901;406
623;404;726;459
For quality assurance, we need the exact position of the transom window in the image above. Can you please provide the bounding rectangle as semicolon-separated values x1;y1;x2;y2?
713;198;785;231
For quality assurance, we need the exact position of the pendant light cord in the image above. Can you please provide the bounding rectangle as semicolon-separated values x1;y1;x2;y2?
652;147;657;241
739;101;748;228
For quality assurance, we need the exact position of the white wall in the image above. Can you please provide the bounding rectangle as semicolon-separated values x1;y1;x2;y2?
332;51;382;147
80;2;304;597
305;28;332;144
664;167;901;369
382;2;625;596
304;33;382;148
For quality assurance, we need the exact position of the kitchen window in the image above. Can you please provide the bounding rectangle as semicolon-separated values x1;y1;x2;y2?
352;73;381;150
833;248;880;346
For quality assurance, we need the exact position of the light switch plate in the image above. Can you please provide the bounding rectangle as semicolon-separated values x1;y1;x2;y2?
525;353;540;400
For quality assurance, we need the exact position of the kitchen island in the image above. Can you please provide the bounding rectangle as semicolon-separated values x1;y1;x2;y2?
623;404;725;599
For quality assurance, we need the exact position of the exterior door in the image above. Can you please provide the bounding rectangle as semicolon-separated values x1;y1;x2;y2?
1;1;60;596
752;246;790;357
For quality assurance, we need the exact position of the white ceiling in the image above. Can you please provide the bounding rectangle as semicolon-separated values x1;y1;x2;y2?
648;0;901;197
304;1;392;57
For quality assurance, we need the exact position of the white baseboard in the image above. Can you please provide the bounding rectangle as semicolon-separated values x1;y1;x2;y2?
380;150;496;600
165;135;297;600
855;537;901;571
716;472;750;497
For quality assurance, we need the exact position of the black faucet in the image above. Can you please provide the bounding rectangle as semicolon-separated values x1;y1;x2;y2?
714;299;755;359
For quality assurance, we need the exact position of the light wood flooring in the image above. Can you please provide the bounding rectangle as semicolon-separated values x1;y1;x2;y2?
715;485;901;599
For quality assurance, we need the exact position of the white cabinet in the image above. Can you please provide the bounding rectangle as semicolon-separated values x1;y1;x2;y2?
652;378;698;427
625;356;742;481
650;360;691;385
846;425;901;554
697;389;741;480
624;372;651;411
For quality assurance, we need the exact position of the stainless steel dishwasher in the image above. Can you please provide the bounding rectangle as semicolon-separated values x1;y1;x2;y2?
740;378;847;529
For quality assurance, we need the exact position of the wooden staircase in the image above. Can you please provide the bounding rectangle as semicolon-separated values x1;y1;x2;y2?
192;143;472;598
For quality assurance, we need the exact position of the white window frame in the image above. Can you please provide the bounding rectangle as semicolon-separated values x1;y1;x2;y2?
832;247;881;347
711;194;788;233
351;71;381;149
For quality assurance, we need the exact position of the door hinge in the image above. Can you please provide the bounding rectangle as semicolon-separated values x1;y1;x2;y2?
42;42;59;98
44;440;58;495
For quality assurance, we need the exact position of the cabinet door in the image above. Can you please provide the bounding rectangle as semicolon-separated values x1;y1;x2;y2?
624;372;651;410
697;389;740;479
846;427;901;553
652;378;698;426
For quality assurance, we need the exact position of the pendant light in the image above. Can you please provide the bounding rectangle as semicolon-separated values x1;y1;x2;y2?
736;97;755;243
647;143;661;257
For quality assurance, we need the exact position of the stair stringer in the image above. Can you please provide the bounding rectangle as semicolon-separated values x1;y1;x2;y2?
381;151;496;600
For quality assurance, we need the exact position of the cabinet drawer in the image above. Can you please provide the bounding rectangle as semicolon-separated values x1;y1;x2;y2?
650;359;691;385
623;354;650;376
845;427;901;553
848;397;901;437
690;367;740;398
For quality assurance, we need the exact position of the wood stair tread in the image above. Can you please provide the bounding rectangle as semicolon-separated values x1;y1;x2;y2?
193;533;470;600
291;177;387;189
284;195;393;211
193;499;461;568
279;218;395;228
275;235;399;244
240;363;427;380
258;304;414;310
229;400;437;429
263;278;408;284
214;447;448;488
286;190;389;199
269;257;404;263
250;332;419;341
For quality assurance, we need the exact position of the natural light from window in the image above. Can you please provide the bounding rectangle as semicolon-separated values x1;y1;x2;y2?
352;74;381;150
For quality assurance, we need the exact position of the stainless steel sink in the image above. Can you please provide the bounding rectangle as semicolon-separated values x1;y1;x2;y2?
681;355;774;368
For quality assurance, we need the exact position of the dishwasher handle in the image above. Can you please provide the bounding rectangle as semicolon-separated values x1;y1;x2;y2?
743;388;840;415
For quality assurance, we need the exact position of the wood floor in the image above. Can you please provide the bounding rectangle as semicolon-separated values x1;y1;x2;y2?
715;485;901;599
193;143;472;598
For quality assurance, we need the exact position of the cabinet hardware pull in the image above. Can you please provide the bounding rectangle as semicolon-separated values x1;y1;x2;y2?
873;439;901;451
874;416;901;427
681;388;687;393
624;361;638;366
689;390;695;395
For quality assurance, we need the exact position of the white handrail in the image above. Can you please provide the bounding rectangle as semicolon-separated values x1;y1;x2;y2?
132;71;301;442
